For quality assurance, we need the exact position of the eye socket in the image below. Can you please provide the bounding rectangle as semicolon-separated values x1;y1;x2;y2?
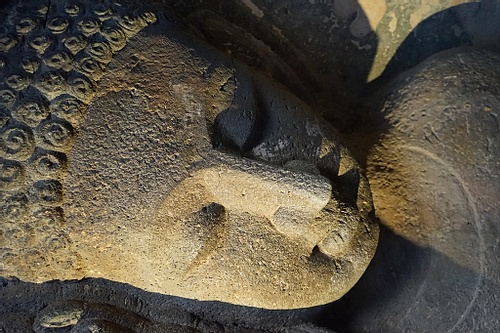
213;104;259;153
211;76;266;155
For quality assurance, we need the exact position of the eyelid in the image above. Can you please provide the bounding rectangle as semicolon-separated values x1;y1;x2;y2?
212;78;265;154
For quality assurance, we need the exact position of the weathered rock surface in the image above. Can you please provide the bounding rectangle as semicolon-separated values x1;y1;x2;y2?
356;47;500;332
3;0;499;331
1;277;337;333
0;0;378;315
165;0;500;127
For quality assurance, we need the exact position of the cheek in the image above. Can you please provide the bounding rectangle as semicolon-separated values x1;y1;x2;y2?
152;181;230;278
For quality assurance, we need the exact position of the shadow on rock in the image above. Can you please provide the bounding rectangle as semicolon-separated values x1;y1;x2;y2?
317;224;498;332
0;276;334;332
372;2;500;90
163;0;378;131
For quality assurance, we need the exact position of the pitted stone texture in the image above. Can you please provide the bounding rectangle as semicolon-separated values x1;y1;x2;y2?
363;48;500;332
0;0;157;287
372;1;500;83
0;277;337;333
1;0;378;311
164;0;378;130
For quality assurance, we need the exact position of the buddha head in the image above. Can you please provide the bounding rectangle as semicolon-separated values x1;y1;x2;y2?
0;0;378;309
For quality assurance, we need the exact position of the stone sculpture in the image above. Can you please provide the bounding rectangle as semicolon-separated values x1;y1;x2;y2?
368;47;500;256
351;47;500;332
0;0;378;312
2;0;500;332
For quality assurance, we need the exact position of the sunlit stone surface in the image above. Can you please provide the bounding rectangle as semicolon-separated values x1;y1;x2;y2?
0;0;378;312
1;0;500;332
358;47;500;332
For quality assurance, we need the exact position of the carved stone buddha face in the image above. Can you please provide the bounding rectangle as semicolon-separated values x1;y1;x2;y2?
0;0;378;309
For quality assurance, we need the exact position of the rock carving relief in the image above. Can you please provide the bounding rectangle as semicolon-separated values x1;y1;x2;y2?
33;300;200;333
1;1;499;332
0;0;379;311
0;0;156;279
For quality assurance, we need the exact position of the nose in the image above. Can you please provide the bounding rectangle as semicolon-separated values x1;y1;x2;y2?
200;148;332;247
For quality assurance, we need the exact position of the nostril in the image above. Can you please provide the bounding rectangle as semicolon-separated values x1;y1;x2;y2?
195;203;227;233
309;245;335;264
201;202;226;221
185;202;228;272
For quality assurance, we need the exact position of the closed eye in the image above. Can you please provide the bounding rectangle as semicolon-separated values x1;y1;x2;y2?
212;78;266;155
